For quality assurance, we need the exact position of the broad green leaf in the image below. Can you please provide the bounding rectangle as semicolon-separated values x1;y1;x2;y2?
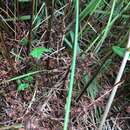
112;46;130;60
20;37;28;45
17;83;29;91
30;47;52;59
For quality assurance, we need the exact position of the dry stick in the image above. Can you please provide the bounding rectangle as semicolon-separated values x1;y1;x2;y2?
24;81;38;115
85;80;124;111
76;51;113;102
99;33;130;130
0;15;12;35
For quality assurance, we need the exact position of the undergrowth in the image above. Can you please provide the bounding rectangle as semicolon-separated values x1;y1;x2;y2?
0;0;130;130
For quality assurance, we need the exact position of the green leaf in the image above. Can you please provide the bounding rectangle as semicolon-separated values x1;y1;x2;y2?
17;83;29;91
24;76;33;82
19;15;31;21
80;0;103;21
30;47;52;59
18;0;31;2
20;37;28;45
112;46;130;59
112;46;125;57
83;72;100;99
34;16;42;27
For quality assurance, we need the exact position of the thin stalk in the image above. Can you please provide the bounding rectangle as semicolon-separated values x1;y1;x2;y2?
27;0;35;55
14;0;18;40
45;0;54;68
45;0;53;44
32;2;45;25
2;69;61;84
34;0;38;16
63;0;79;130
99;33;130;130
94;0;117;53
0;15;15;33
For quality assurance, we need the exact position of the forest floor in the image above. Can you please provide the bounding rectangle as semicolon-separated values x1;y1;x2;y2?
0;1;130;130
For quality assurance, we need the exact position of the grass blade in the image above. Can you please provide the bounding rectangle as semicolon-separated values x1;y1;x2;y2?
94;0;117;53
80;0;103;21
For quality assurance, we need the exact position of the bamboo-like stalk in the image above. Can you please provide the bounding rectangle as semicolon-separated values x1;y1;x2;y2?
63;0;79;130
34;0;38;16
27;0;35;55
45;0;53;45
99;33;130;130
45;0;54;68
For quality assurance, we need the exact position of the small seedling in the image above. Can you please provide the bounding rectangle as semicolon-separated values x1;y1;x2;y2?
20;37;28;46
24;75;33;82
30;47;52;59
17;82;29;91
17;76;33;91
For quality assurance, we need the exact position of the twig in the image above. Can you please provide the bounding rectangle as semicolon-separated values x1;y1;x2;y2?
85;80;124;110
25;81;38;114
99;33;130;130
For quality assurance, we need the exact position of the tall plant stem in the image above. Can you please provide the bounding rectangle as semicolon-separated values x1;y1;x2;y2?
99;33;130;130
45;0;54;68
63;0;79;130
45;0;53;45
14;0;18;40
27;0;35;55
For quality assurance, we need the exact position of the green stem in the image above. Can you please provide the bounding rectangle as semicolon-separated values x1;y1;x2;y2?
63;0;79;130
